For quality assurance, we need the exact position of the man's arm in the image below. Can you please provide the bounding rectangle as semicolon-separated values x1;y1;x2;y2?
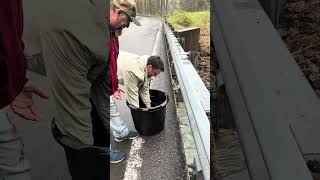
90;65;110;129
75;18;109;130
139;78;151;108
123;71;140;108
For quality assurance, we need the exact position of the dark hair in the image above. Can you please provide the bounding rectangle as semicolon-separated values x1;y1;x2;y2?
147;56;164;72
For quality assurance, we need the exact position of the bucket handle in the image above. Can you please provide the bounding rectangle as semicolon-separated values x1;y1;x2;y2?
127;95;169;111
127;103;149;111
151;94;169;109
160;95;169;108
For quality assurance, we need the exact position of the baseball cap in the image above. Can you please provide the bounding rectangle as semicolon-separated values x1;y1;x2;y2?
112;0;141;26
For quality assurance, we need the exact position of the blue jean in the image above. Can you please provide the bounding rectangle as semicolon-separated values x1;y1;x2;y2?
0;106;31;180
110;96;129;139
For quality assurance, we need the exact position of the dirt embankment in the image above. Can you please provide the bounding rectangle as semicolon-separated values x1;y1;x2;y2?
278;0;320;96
197;29;211;90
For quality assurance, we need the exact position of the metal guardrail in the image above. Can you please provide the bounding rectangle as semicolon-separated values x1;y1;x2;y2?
212;0;320;179
164;20;210;180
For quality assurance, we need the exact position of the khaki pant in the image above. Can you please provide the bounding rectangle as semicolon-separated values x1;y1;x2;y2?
0;106;30;180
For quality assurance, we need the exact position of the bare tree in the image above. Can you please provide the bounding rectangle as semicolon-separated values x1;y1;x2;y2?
135;0;209;16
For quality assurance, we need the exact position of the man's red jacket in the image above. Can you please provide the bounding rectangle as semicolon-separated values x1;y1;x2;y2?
109;32;119;95
0;0;28;109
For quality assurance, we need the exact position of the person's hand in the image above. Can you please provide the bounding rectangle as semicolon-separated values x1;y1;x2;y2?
145;103;151;109
10;80;49;121
113;88;125;100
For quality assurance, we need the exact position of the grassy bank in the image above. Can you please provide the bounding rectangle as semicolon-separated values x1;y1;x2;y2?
168;10;210;89
168;10;210;32
168;10;210;50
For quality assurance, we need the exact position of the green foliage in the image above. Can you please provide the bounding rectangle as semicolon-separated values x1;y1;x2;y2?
168;10;210;32
168;10;192;28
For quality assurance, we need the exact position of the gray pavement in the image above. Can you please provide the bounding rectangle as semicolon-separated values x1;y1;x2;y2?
110;17;187;180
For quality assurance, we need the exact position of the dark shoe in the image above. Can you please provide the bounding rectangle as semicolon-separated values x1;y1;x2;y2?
110;150;125;164
115;131;140;142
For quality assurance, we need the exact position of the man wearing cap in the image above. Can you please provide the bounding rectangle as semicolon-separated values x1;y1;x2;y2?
109;0;142;163
117;51;164;108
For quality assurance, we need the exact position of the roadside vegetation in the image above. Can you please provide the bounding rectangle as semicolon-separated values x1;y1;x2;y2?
168;9;210;89
168;10;210;49
168;10;209;31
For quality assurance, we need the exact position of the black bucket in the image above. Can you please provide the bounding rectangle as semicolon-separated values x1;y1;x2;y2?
127;89;169;136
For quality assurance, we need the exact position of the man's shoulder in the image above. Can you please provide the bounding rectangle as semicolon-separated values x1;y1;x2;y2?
23;0;108;57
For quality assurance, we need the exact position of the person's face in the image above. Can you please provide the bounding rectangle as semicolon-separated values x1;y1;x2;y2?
110;8;132;32
147;65;161;78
